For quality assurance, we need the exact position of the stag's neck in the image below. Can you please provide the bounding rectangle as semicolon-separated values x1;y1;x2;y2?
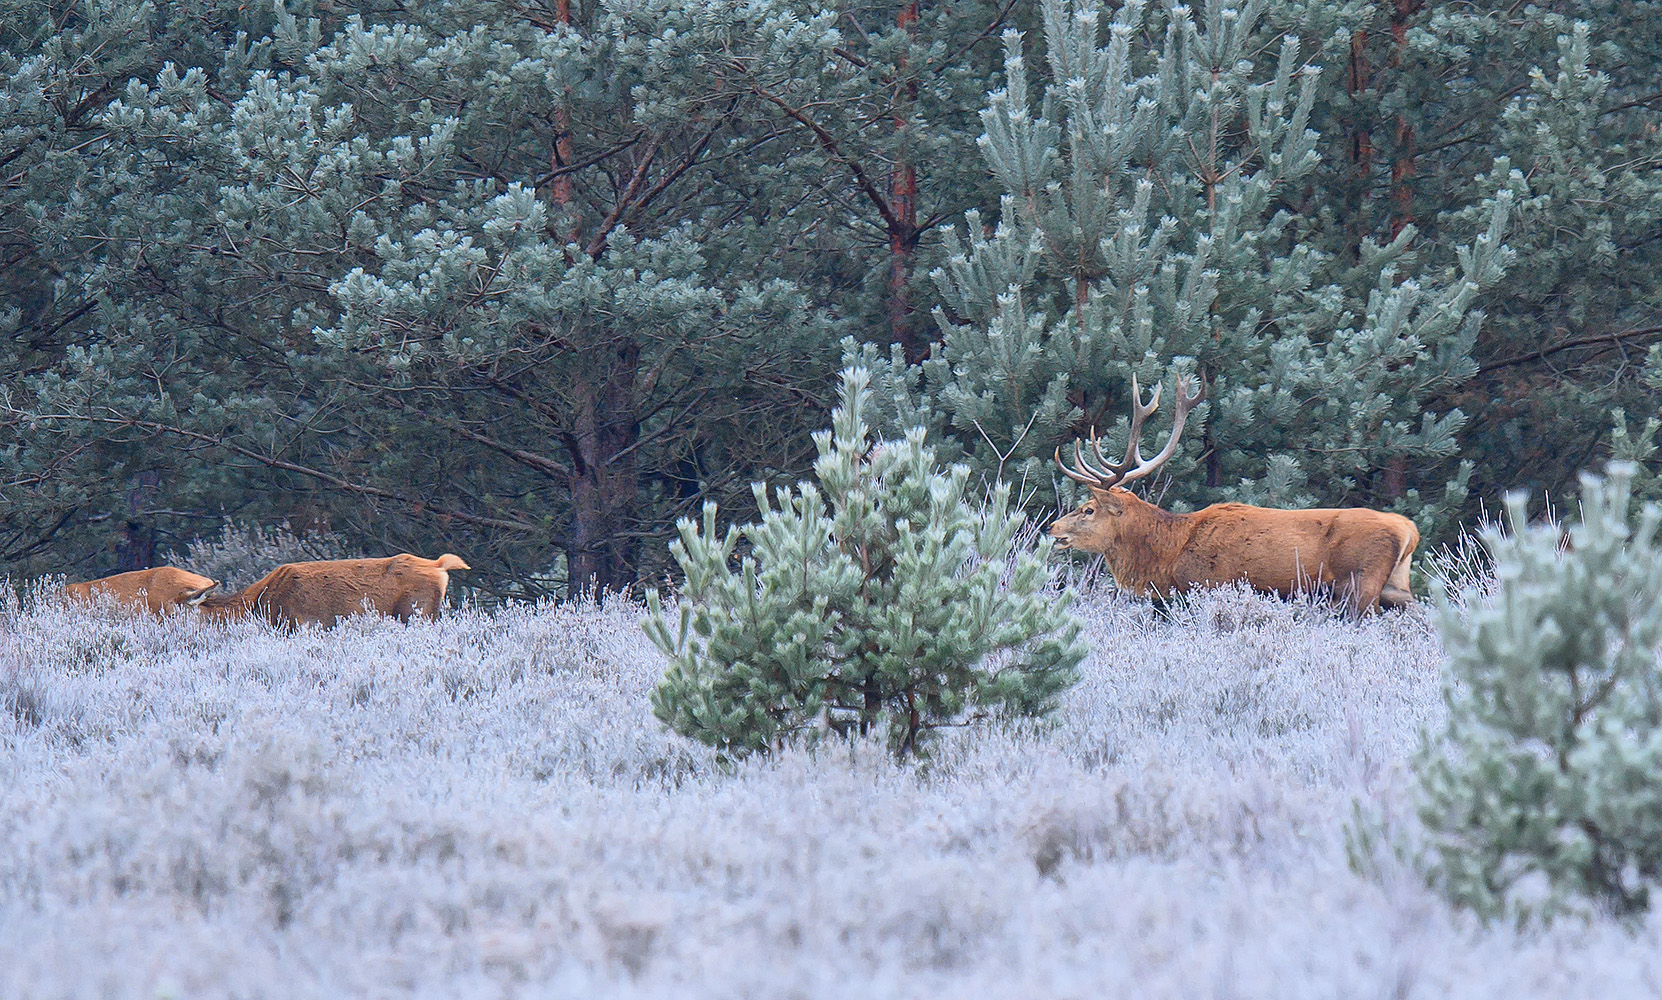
1105;495;1197;598
197;589;254;620
197;574;273;621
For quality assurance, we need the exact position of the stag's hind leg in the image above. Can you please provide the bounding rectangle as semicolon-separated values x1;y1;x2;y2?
393;580;445;623
1378;545;1415;609
1331;536;1401;618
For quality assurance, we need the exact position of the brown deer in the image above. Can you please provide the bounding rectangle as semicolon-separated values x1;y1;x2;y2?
1048;375;1418;615
62;567;219;615
198;553;470;628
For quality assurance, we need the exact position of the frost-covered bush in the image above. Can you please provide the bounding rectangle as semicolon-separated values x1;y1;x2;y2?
646;368;1087;758
1417;463;1662;924
1610;346;1662;505
172;520;356;590
1421;527;1497;610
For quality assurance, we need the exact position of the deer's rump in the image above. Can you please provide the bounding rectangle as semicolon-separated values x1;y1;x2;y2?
62;567;218;615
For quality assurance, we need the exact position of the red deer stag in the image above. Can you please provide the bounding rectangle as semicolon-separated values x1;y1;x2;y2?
63;567;218;616
199;554;470;628
1048;376;1418;615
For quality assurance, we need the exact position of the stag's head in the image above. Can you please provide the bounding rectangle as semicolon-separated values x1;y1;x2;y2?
1048;374;1205;554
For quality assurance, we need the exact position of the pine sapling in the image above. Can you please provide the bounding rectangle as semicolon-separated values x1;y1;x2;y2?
1416;463;1662;924
645;367;1087;759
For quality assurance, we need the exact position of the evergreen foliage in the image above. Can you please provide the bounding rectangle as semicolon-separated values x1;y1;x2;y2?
1;0;1659;592
0;0;897;592
1365;2;1662;518
1610;348;1662;506
851;0;1512;541
645;367;1086;759
1417;463;1662;923
732;0;1027;362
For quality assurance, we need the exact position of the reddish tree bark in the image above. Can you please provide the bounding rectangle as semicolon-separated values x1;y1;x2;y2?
1388;0;1423;237
1349;29;1373;193
889;0;924;364
550;0;579;247
1381;455;1408;499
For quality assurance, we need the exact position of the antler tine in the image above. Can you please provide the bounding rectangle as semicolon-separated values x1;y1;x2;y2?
1118;373;1206;487
1053;443;1106;487
1090;373;1162;479
1078;429;1124;480
1076;435;1130;481
1128;374;1162;467
1056;372;1203;492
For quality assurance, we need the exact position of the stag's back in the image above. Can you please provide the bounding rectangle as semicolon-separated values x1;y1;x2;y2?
200;553;468;627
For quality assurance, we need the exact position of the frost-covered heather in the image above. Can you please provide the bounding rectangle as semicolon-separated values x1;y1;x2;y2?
2;587;1660;998
171;521;358;592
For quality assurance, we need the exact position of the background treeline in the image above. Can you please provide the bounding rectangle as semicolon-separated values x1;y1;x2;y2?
2;0;1659;598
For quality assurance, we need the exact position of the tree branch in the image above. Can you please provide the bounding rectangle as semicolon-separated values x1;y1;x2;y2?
1483;325;1662;373
392;399;574;479
1606;91;1662;116
11;409;540;533
934;0;1022;76
533;133;645;188
622;102;737;229
0;507;79;563
738;67;901;233
584;139;660;258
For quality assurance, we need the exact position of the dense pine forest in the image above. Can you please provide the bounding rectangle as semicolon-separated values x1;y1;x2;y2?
4;0;1660;596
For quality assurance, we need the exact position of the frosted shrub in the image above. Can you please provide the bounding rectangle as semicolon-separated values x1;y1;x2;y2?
1417;463;1662;923
173;520;354;591
645;368;1087;758
1609;345;1662;505
1421;526;1497;610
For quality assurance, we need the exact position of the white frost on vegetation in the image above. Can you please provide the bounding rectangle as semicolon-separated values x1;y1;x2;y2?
1;586;1659;997
170;520;358;592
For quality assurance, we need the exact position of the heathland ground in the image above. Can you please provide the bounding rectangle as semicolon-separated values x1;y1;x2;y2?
2;587;1659;997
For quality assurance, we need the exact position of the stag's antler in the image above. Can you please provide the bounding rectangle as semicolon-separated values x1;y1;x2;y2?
1054;373;1206;489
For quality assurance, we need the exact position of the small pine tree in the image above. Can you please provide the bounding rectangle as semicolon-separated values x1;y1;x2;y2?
1416;463;1662;924
644;367;1087;760
1609;347;1662;505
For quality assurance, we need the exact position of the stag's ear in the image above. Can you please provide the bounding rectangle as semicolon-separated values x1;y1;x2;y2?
1091;487;1126;516
1083;488;1123;518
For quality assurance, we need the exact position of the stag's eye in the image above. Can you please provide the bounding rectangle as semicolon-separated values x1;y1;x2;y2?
1082;506;1095;515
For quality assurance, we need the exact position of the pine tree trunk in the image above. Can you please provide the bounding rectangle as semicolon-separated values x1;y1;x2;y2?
1389;113;1414;236
114;519;155;572
888;166;919;361
566;343;641;595
1348;27;1373;241
861;671;881;736
549;0;634;595
888;0;923;364
550;0;579;246
1381;454;1408;499
899;689;920;758
1388;0;1421;237
114;469;160;572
